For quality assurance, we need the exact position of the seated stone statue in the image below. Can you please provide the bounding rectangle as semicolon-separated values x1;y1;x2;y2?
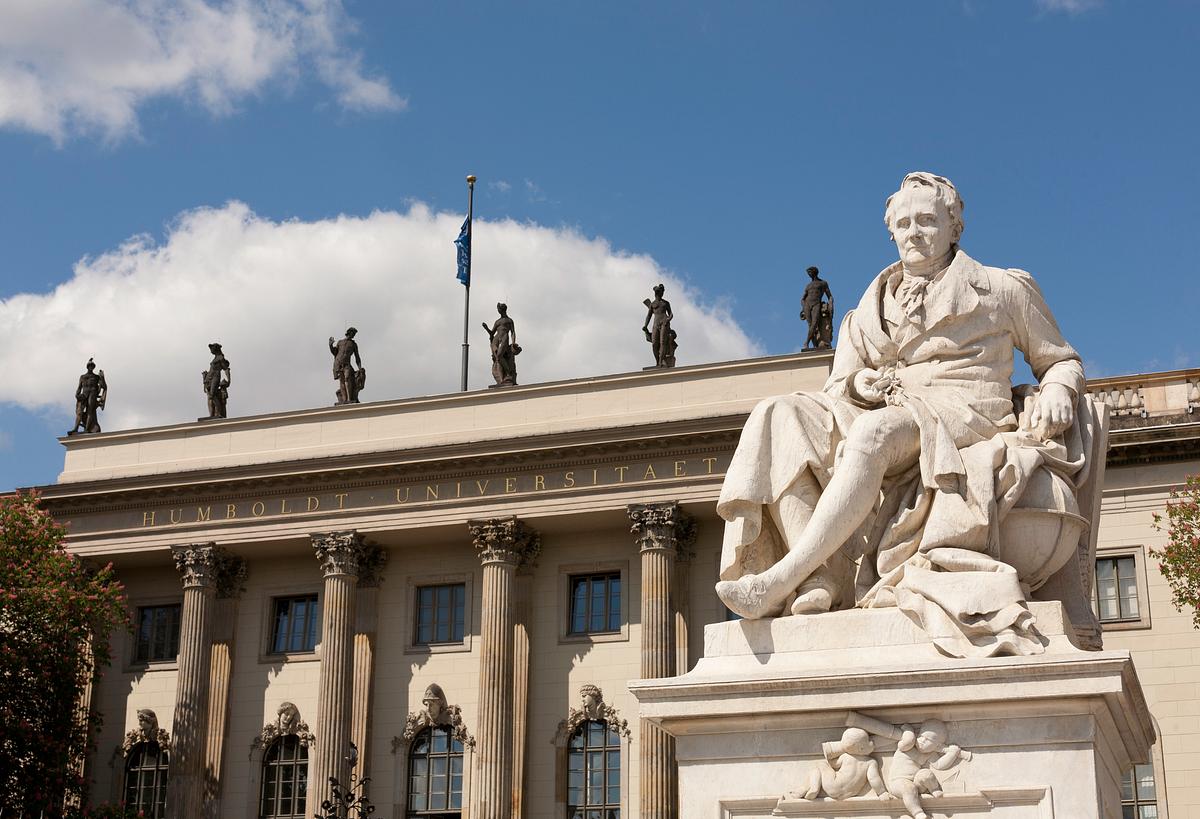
716;171;1103;657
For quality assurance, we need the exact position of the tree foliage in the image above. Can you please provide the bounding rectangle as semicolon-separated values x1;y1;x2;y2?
0;491;128;816
1151;475;1200;629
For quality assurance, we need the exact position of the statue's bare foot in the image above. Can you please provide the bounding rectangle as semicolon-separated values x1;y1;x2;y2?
715;574;787;619
790;587;833;615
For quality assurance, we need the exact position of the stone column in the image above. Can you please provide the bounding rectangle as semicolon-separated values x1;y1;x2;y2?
169;543;241;819
203;567;246;819
628;503;695;819
469;517;540;819
511;562;535;819
309;531;368;819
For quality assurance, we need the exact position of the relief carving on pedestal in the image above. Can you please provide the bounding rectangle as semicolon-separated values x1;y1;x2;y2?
252;701;314;753
120;708;171;756
553;685;631;744
782;711;970;819
392;683;475;752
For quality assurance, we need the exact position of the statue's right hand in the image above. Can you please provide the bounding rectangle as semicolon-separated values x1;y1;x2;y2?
853;369;891;403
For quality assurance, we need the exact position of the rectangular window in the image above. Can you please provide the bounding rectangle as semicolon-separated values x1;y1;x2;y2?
134;604;181;663
1094;556;1140;622
568;573;621;635
271;595;320;654
414;583;466;645
1121;763;1159;818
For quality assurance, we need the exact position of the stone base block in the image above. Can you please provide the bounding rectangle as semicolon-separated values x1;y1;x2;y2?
630;603;1153;819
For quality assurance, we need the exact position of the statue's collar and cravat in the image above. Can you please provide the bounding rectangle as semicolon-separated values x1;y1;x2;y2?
868;248;991;354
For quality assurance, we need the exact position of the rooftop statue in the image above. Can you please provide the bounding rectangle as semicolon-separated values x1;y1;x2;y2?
642;283;677;368
201;342;231;419
329;327;365;405
716;172;1103;657
801;266;834;350
482;302;521;387
68;358;107;435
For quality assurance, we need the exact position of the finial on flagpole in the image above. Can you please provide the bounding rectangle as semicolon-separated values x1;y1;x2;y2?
467;174;476;187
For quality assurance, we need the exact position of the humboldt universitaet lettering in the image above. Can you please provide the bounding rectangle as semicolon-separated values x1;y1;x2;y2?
130;455;727;529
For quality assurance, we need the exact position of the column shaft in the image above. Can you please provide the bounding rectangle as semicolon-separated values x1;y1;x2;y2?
350;584;380;785
311;573;357;812
170;576;216;818
511;570;533;819
203;597;238;818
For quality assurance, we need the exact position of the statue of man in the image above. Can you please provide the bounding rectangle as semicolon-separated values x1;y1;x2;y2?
801;266;834;349
715;172;1084;657
642;283;676;368
201;342;231;419
328;327;365;405
68;358;107;435
482;303;521;387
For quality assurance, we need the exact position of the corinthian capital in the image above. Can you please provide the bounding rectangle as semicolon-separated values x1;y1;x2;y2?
171;543;247;594
627;502;696;555
467;516;541;566
311;530;366;577
172;543;219;588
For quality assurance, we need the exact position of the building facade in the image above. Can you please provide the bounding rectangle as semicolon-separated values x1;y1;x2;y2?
39;354;1200;819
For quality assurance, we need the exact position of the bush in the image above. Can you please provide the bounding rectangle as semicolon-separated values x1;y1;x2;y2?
1151;475;1200;628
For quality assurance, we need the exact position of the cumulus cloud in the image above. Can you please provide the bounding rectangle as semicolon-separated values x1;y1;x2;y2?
0;203;760;433
1034;0;1102;13
0;0;404;143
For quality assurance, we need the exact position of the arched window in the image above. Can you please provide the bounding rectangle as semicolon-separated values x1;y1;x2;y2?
260;735;309;818
407;725;465;817
567;720;621;819
123;741;169;818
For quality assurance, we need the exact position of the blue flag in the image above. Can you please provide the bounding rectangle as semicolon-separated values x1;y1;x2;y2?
455;218;471;286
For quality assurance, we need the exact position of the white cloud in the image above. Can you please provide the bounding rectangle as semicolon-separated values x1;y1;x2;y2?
0;202;761;432
489;180;512;194
0;0;404;143
1034;0;1102;13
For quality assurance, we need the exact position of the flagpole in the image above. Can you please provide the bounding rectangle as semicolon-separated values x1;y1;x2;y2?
461;175;475;392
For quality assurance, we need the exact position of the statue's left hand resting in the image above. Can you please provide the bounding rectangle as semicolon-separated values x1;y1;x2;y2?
1028;382;1075;441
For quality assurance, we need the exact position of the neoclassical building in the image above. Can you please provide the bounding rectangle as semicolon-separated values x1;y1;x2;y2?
38;353;1200;819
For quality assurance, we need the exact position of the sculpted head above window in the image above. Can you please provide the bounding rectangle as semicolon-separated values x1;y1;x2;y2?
580;684;604;720
277;702;300;735
137;708;158;734
423;683;449;724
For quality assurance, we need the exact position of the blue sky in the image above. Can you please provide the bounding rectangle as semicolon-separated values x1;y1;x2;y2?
1;0;1198;491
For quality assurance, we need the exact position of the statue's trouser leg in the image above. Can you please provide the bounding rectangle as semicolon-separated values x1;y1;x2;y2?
752;408;920;610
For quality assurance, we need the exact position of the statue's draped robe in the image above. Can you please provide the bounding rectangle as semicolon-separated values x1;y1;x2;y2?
717;250;1087;657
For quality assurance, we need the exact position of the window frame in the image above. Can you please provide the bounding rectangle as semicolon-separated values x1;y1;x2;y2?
1093;546;1152;631
566;719;622;819
405;724;467;817
413;583;468;647
124;594;183;671
1121;762;1161;818
259;586;323;663
405;573;473;655
259;734;309;819
558;561;630;645
133;603;182;665
122;740;170;818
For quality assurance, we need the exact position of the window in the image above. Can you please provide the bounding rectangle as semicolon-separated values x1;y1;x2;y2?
407;725;465;817
568;573;621;635
1121;763;1159;818
567;720;621;819
1095;555;1139;622
414;584;466;646
123;741;169;818
260;735;309;818
271;595;320;653
134;604;181;663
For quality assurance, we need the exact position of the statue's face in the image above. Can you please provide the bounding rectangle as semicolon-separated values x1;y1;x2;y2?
426;697;443;720
583;692;598;710
888;185;955;269
279;706;296;733
137;712;154;732
916;731;941;753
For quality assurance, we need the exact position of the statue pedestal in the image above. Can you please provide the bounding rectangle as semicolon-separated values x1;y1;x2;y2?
630;602;1153;819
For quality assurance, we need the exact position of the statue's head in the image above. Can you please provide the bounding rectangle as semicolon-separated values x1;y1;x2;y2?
580;683;602;711
497;302;508;316
86;358;96;372
345;327;358;338
806;266;819;279
653;283;665;297
915;719;948;752
423;683;448;721
840;727;874;756
884;172;964;270
136;708;158;733
208;342;223;355
277;702;299;734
